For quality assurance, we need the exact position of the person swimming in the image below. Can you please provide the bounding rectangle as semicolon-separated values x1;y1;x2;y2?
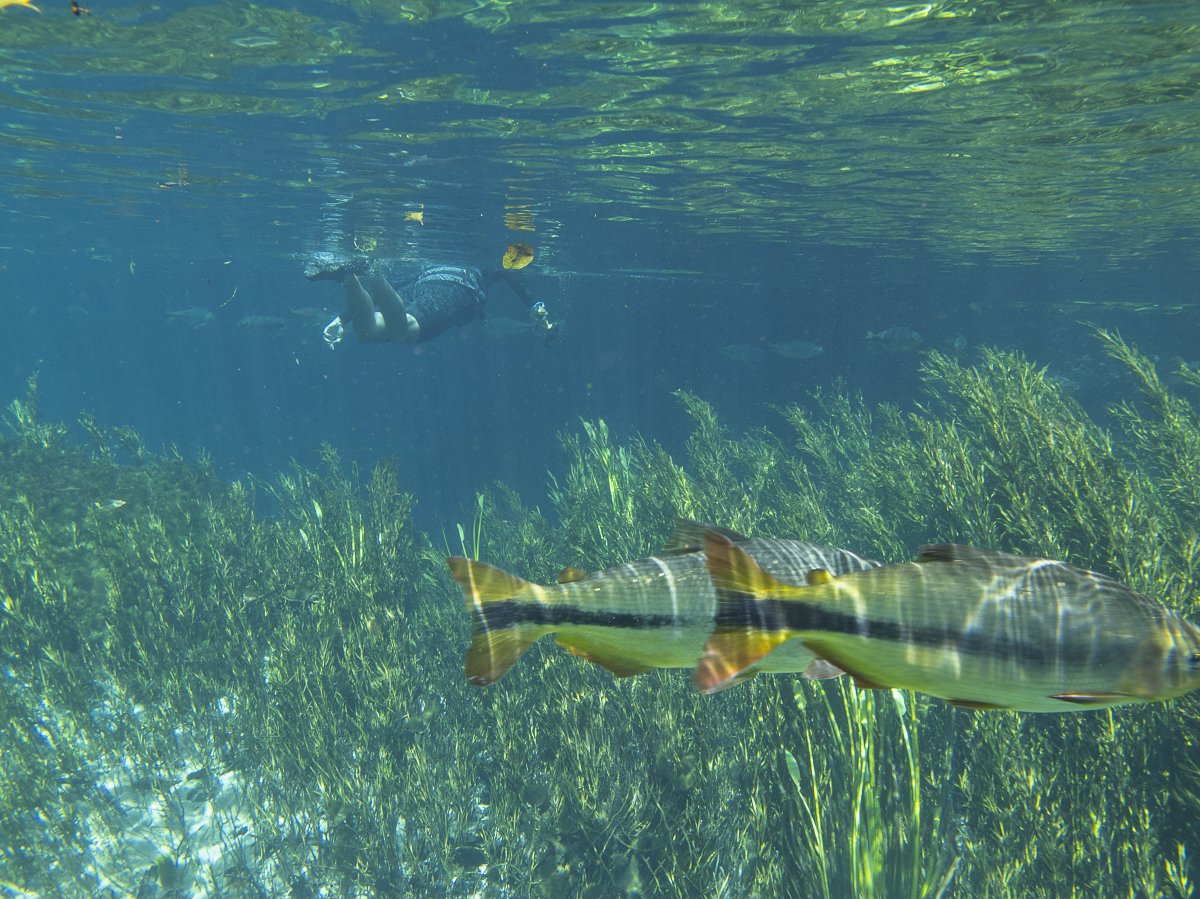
305;254;561;348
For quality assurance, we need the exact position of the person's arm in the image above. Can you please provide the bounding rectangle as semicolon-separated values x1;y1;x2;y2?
481;266;561;345
481;267;536;308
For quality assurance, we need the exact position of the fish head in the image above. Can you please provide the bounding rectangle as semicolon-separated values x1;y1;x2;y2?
1183;620;1200;690
1159;616;1200;700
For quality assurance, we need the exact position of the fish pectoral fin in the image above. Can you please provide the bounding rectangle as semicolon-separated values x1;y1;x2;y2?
695;531;800;693
694;628;790;693
713;668;758;691
802;658;845;680
1051;692;1131;706
554;637;653;678
798;643;886;690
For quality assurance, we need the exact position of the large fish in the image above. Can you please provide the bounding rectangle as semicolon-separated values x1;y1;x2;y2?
696;532;1200;712
447;521;879;686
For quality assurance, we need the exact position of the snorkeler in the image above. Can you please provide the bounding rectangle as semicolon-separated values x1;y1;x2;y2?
305;255;561;349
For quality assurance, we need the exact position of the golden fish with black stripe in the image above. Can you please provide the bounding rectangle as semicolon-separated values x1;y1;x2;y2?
696;532;1200;712
447;521;878;686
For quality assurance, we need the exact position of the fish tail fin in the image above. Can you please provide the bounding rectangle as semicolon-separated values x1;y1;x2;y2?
693;531;800;694
447;557;543;686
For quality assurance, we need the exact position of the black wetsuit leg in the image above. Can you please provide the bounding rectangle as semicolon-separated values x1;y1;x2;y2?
407;281;483;343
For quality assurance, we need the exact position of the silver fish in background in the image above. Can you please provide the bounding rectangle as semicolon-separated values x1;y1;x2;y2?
166;306;216;328
865;325;923;353
447;521;879;686
236;314;288;334
768;339;826;360
697;533;1200;712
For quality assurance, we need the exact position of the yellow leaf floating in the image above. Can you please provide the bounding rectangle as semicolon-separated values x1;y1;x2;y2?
502;242;535;270
404;207;425;226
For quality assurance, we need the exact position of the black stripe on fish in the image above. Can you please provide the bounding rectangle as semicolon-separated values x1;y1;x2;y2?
475;601;684;632
711;592;1115;670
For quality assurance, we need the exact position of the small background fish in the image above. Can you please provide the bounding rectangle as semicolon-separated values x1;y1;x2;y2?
865;326;923;353
236;315;288;335
769;339;825;360
166;306;216;328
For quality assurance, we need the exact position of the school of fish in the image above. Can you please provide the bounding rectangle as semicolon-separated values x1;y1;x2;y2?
448;521;1200;713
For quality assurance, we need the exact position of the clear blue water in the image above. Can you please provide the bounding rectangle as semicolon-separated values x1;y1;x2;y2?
3;0;1196;529
3;2;1200;895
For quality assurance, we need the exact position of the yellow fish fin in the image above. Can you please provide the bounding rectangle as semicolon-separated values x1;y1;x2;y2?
805;568;833;586
694;530;803;693
695;629;786;693
554;636;653;678
447;557;542;686
556;566;589;584
703;529;799;598
447;556;529;602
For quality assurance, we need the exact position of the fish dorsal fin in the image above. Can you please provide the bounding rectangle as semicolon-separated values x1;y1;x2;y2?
704;531;795;598
660;518;750;554
805;568;833;586
557;566;589;584
554;637;653;678
916;543;1009;564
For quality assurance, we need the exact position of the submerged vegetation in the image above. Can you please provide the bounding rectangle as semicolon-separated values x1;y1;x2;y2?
3;331;1200;896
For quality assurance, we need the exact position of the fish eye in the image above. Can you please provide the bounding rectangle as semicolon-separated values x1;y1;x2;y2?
1191;651;1200;670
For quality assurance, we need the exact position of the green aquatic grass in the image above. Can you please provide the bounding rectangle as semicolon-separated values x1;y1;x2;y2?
3;329;1200;894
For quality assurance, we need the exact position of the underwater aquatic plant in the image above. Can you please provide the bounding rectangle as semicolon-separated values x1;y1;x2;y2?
4;328;1200;895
